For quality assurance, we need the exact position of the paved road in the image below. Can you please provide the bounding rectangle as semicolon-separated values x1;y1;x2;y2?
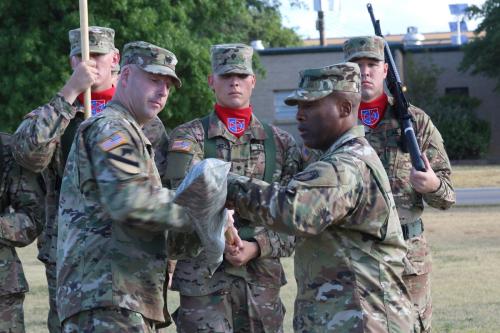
455;187;500;206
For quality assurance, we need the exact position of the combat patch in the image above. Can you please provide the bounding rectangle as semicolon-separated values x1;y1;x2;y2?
99;131;128;152
107;145;140;174
293;170;319;182
170;139;194;153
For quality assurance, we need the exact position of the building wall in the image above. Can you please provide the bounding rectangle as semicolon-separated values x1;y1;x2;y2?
251;45;500;162
409;49;499;162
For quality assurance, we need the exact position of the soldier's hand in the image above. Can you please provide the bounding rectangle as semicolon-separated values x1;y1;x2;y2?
224;210;243;255
59;58;99;105
224;240;259;267
410;154;441;193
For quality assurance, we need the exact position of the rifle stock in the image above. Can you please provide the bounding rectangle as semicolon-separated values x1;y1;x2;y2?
366;3;426;171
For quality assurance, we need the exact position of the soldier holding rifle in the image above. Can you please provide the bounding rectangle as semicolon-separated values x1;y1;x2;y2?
343;7;456;330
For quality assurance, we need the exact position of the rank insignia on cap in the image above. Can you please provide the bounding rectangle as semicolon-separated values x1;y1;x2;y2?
107;145;140;174
170;139;194;153
99;131;128;152
228;118;245;134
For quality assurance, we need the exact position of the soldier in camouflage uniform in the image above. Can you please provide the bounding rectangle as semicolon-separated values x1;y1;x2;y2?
163;43;301;333
12;27;168;332
0;133;44;333
226;62;415;333
56;41;191;332
343;36;456;332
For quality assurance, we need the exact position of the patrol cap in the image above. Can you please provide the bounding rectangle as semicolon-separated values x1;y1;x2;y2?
343;36;385;62
284;62;361;106
211;43;254;75
121;41;182;88
69;26;116;57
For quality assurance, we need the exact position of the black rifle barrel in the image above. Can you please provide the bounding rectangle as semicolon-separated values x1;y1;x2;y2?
366;3;426;171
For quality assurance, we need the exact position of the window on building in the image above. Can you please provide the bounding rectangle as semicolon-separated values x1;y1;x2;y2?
274;90;297;122
445;87;469;96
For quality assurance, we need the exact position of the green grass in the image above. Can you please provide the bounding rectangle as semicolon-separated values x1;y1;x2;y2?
17;205;500;332
451;165;500;188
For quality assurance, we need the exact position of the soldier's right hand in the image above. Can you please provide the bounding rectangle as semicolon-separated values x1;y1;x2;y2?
59;58;99;105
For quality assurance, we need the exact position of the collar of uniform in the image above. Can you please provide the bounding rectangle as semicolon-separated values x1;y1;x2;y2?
206;111;267;142
323;125;365;155
105;100;152;146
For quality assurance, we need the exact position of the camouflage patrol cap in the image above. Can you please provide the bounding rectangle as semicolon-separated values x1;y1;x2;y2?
69;26;116;57
121;41;182;88
284;62;361;106
211;43;254;75
343;36;385;62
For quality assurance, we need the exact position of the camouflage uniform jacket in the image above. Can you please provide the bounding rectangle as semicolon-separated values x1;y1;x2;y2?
365;98;455;275
12;94;168;266
227;125;414;332
0;133;44;296
56;101;189;323
165;111;301;296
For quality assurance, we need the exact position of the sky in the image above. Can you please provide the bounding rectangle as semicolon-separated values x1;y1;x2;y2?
279;0;487;39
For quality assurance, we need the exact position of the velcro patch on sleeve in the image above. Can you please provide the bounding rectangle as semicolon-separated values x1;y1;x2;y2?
107;146;140;174
99;131;128;152
170;139;194;153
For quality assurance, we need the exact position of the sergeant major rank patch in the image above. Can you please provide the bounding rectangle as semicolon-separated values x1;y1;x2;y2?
170;139;193;153
99;131;128;152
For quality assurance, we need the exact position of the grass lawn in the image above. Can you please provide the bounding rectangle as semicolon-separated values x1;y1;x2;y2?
17;205;500;332
451;165;500;188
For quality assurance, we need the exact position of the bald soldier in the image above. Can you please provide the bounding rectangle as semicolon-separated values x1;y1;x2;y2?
0;133;44;333
164;43;300;333
226;62;415;332
57;41;193;332
343;36;455;332
12;26;168;332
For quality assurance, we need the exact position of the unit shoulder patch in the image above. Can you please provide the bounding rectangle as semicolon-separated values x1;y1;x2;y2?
107;145;140;174
99;131;128;152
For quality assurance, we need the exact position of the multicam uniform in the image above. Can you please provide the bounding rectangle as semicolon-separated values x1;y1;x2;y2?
12;94;168;332
0;133;44;333
364;99;455;331
56;101;188;331
165;112;301;333
227;125;415;333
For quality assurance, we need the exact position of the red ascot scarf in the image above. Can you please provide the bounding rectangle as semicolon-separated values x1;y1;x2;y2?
214;103;252;138
358;93;388;129
77;86;116;116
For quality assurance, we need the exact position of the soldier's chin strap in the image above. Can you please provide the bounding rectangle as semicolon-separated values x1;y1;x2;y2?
214;103;252;138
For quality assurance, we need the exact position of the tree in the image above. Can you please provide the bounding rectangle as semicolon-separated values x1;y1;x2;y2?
405;54;491;160
0;0;301;132
460;0;500;90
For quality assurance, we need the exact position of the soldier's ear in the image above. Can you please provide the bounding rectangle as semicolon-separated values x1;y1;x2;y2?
112;52;120;67
339;99;352;117
207;74;214;89
120;66;131;87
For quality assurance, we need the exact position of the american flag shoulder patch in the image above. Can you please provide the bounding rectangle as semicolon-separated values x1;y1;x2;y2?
99;131;128;152
170;139;194;153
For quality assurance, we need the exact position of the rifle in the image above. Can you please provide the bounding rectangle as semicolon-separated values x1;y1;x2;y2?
367;3;426;171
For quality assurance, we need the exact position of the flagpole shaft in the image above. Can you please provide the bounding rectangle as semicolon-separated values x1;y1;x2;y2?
79;0;91;119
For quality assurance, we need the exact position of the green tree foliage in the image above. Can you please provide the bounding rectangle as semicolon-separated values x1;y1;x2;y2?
0;0;300;132
460;0;500;90
405;55;491;160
